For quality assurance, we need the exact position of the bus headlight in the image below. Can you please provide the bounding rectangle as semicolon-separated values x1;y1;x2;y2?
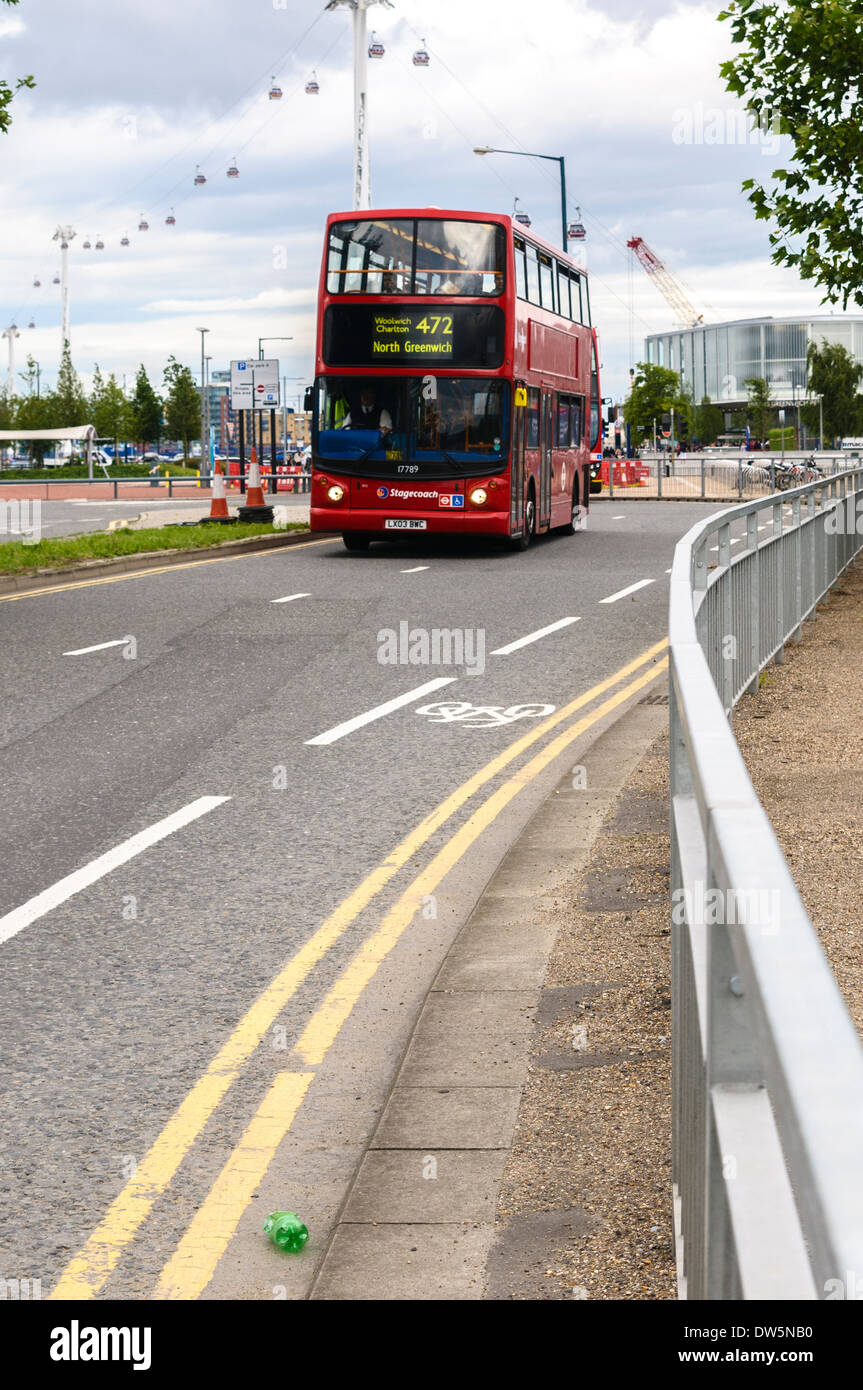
327;484;345;502
470;487;488;506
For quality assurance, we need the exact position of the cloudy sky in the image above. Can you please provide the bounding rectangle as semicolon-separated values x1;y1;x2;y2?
0;0;831;400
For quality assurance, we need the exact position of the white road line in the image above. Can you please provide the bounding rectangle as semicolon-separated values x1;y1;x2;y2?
491;616;581;656
611;514;626;520
0;796;231;946
63;639;128;656
599;579;655;604
305;677;456;746
401;565;430;573
270;592;311;604
665;568;672;574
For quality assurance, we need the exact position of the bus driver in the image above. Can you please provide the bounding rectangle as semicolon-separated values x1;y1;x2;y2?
341;387;393;437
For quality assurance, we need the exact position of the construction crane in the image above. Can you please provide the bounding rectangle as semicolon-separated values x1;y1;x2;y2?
626;236;704;328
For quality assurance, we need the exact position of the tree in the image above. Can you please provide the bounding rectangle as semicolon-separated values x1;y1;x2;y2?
801;340;863;446
93;373;133;461
720;0;863;308
694;395;725;446
53;341;88;427
162;356;200;461
744;377;772;442
16;389;53;464
0;2;35;135
623;362;685;439
130;364;162;454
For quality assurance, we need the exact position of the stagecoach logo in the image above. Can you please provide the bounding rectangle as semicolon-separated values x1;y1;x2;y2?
377;486;389;498
384;488;440;500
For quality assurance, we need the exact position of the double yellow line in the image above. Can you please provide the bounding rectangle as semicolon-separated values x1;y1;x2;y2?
49;636;668;1301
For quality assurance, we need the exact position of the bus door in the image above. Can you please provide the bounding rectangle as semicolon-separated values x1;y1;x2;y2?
511;384;525;534
539;388;553;529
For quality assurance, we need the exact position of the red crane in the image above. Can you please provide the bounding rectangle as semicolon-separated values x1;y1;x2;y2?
627;236;704;328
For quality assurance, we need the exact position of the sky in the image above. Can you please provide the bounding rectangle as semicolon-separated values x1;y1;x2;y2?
0;0;841;400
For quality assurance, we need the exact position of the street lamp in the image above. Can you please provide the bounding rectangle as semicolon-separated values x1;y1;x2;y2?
474;146;568;252
197;327;209;474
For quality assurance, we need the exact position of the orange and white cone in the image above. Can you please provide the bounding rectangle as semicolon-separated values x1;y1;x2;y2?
245;448;266;508
208;464;230;520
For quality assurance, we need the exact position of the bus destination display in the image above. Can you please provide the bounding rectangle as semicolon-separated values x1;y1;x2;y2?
323;304;505;369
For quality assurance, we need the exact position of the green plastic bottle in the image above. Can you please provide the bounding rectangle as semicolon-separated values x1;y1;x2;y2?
264;1211;309;1253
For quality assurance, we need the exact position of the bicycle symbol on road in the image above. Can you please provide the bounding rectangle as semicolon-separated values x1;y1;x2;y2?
416;701;555;729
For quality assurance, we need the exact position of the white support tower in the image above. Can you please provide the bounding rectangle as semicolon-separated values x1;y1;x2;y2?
2;324;20;397
326;0;393;210
627;236;703;329
53;225;76;352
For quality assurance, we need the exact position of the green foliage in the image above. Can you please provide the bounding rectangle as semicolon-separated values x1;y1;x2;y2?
768;426;796;449
694;395;725;445
744;376;773;440
0;522;306;575
720;0;863;308
92;371;133;450
0;1;34;135
801;339;863;445
54;342;88;426
130;364;162;450
624;362;687;437
162;356;200;461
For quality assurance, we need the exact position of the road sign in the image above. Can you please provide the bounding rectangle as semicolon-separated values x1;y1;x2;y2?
230;358;280;409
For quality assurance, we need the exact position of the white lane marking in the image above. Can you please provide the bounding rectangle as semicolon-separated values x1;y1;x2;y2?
491;616;581;656
63;639;128;656
400;565;430;573
665;568;672;574
270;592;311;604
599;579;655;604
611;514;626;520
305;677;456;746
0;796;231;946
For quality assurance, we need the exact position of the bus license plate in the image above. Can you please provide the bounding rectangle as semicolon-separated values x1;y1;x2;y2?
384;519;427;530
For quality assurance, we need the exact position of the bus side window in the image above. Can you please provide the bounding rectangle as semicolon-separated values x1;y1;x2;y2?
581;277;591;327
557;267;571;319
539;254;555;312
525;245;540;306
570;275;582;324
557;394;570;447
513;239;528;299
526;388;540;447
571;395;585;447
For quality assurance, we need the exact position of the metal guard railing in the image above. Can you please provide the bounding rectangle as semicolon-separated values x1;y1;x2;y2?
669;466;863;1299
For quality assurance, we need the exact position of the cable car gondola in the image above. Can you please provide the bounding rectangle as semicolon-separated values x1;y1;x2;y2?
28;320;35;329
227;160;239;178
121;236;130;246
166;210;176;226
82;239;91;249
138;215;149;230
368;32;385;58
269;78;282;100
60;241;69;250
52;273;60;284
412;40;430;66
32;277;41;287
194;167;207;186
305;72;319;95
514;210;531;227
567;210;586;241
95;238;105;250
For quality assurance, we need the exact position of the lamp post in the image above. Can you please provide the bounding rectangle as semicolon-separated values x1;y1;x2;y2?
325;0;394;209
474;146;568;252
197;327;209;475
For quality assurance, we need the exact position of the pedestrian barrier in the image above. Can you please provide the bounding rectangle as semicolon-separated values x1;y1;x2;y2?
669;466;863;1298
0;472;312;501
602;454;850;502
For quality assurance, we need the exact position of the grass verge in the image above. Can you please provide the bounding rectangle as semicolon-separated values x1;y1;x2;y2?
0;521;308;575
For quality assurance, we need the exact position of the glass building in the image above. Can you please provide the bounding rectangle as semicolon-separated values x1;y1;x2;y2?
645;316;863;407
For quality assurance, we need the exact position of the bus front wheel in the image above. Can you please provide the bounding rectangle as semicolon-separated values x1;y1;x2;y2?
343;532;371;552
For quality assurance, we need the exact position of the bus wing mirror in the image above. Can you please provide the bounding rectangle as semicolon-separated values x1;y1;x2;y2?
304;387;314;412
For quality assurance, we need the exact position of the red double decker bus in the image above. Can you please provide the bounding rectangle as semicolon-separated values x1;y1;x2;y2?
309;208;601;551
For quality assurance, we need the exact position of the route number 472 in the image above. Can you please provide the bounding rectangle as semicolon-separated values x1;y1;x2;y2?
414;315;453;335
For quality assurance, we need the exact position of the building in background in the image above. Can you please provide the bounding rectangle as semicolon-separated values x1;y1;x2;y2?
645;315;863;411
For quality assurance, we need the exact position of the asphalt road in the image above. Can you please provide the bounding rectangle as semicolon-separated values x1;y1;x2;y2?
0;499;723;1299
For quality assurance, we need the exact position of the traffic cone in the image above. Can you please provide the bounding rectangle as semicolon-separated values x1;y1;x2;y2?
237;446;274;523
205;464;232;522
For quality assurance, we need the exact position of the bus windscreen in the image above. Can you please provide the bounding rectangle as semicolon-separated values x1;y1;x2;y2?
315;376;509;476
327;218;505;296
323;304;505;367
